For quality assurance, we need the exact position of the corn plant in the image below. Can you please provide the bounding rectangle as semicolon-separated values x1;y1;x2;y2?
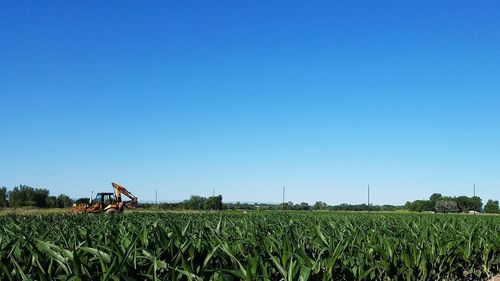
0;212;499;280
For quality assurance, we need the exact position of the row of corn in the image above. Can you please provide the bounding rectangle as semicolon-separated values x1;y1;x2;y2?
0;212;499;280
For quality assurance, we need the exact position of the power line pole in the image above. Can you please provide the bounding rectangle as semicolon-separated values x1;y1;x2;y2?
367;184;370;212
282;186;285;210
212;187;215;197
155;188;158;205
473;184;476;215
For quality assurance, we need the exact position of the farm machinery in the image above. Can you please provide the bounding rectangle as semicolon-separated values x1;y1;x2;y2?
71;182;138;214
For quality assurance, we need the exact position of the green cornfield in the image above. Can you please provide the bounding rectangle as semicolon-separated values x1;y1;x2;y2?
0;212;499;280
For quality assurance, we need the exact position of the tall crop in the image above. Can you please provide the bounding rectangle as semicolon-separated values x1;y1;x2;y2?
0;212;499;280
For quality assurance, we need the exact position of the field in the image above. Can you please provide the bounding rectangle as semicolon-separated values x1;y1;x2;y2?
0;212;499;280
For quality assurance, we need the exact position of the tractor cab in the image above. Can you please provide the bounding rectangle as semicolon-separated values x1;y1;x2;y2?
84;192;119;213
93;192;116;206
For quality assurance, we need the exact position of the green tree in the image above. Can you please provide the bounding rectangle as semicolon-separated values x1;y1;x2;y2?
429;193;442;210
204;195;223;210
46;196;57;208
182;195;206;210
8;186;34;207
470;196;483;212
435;200;459;213
454;196;482;212
0;187;7;207
294;202;310;210
455;196;470;212
33;188;49;208
407;200;429;212
313;201;328;210
282;201;294;210
75;197;91;204
8;185;50;208
484;200;499;214
429;193;442;202
57;194;74;208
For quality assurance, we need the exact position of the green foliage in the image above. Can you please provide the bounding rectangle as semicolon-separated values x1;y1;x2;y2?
8;185;48;207
429;193;442;203
405;200;433;212
56;194;74;208
45;196;58;208
0;187;7;207
470;196;483;212
171;195;224;210
406;194;484;213
0;212;498;280
484;200;500;214
204;195;223;210
435;199;459;213
75;197;91;204
313;201;327;210
295;202;311;210
4;185;73;208
455;196;482;213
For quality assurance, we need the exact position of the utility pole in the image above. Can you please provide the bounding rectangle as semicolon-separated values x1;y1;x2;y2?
282;186;285;210
155;188;158;205
213;187;215;197
368;184;370;212
473;184;476;215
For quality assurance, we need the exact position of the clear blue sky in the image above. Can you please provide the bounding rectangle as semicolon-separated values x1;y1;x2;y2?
1;1;500;205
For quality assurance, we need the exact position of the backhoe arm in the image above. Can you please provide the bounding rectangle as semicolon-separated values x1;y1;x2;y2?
112;182;138;209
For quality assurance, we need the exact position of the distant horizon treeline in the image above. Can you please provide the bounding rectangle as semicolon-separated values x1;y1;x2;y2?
141;195;500;213
141;194;499;213
1;185;499;213
405;193;500;214
0;185;73;208
140;195;224;210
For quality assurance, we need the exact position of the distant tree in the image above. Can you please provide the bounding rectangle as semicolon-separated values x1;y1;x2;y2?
453;196;482;212
181;195;206;210
57;194;74;208
470;196;483;212
429;193;442;210
404;201;412;209
46;196;57;208
204;195;223;210
407;200;429;212
455;196;469;212
380;205;398;211
33;188;49;208
8;185;35;207
0;187;7;207
435;200;459;213
313;201;328;210
282;201;294;210
429;193;442;202
484;200;499;214
75;197;91;204
294;202;310;210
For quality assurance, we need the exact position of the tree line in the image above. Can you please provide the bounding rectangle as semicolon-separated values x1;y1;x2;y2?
139;193;500;213
405;193;499;214
140;195;223;210
2;185;499;214
140;198;403;212
224;201;403;211
224;198;498;213
0;185;73;208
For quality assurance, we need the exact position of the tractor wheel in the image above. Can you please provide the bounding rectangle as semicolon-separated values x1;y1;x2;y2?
105;208;118;215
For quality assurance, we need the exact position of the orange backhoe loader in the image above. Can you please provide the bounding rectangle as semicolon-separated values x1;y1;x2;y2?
72;182;138;214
